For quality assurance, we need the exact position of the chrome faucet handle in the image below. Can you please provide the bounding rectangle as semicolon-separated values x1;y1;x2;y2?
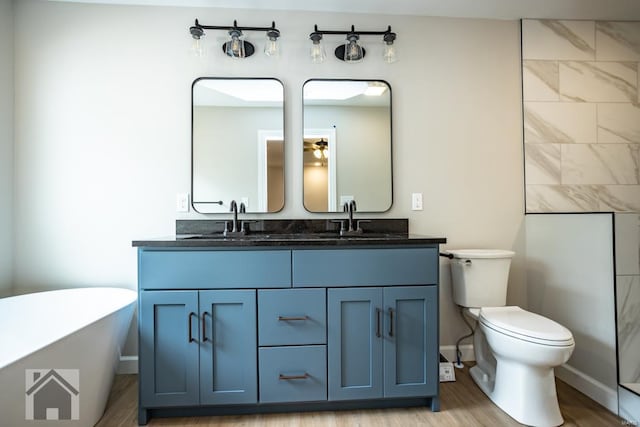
330;219;347;232
355;219;370;232
240;220;257;233
214;220;230;232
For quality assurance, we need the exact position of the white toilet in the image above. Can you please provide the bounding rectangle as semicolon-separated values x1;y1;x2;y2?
446;249;575;427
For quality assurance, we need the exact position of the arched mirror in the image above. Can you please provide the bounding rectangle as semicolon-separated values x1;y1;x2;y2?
192;77;284;213
302;79;392;213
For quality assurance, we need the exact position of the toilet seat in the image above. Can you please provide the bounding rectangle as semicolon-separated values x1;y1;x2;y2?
479;306;574;347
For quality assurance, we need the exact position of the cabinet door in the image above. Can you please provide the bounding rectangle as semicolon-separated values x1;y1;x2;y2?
139;291;199;407
199;290;257;405
327;288;383;400
383;286;438;398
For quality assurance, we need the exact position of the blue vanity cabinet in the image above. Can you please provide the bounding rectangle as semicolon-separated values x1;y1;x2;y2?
139;289;257;410
199;290;257;405
139;290;200;407
327;288;384;400
383;286;438;399
327;286;438;401
135;241;443;424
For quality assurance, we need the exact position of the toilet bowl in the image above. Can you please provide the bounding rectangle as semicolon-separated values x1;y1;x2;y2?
467;307;574;426
446;250;575;427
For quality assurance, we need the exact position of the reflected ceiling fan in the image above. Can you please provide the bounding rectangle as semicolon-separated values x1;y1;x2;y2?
303;138;329;163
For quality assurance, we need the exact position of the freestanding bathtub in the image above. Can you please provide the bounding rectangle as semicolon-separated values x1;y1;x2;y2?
0;287;136;427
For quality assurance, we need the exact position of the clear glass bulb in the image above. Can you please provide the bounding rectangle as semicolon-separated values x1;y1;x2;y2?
383;42;397;64
344;37;363;62
226;31;245;59
190;37;205;58
313;149;322;159
310;40;326;64
264;34;280;57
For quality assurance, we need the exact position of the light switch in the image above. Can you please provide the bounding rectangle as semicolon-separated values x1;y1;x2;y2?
411;193;423;211
176;193;189;212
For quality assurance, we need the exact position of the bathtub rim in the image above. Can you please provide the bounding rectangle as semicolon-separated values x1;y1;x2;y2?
0;287;137;371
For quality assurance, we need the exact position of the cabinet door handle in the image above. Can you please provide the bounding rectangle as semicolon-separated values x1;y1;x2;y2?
388;307;394;337
278;373;310;380
376;308;381;338
188;312;197;343
202;311;209;342
277;315;308;321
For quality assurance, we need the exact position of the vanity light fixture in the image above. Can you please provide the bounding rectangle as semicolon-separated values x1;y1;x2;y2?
309;25;397;63
189;19;281;59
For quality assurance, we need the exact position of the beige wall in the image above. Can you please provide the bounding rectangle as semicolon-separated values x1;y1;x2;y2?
0;0;13;297
12;1;524;352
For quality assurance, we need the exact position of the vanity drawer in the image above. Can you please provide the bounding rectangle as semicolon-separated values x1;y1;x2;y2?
259;345;327;403
139;249;291;289
258;289;326;346
292;247;438;287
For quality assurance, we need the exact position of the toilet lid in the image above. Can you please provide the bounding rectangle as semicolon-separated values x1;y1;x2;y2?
479;306;574;346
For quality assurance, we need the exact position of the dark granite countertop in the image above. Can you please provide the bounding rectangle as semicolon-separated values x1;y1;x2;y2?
132;233;446;248
132;219;446;247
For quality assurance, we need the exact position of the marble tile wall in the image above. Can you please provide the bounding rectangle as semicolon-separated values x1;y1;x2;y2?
522;20;640;213
615;213;640;386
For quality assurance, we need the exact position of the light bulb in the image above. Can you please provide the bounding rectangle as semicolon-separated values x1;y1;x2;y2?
264;30;280;57
383;32;397;64
189;25;206;58
383;43;397;63
309;33;326;64
190;37;206;57
313;149;322;159
344;34;363;62
226;30;245;59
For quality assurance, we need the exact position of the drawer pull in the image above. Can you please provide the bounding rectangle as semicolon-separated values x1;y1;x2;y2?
188;312;197;343
277;315;309;321
279;373;310;380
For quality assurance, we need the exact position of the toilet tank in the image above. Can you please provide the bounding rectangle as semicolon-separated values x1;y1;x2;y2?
446;249;515;308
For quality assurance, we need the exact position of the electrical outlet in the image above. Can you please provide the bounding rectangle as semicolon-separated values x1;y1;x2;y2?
176;193;189;213
439;362;456;382
411;193;423;211
340;195;354;207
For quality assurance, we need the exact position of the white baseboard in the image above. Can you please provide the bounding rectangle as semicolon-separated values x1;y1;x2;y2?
555;364;618;414
439;345;474;364
117;355;138;375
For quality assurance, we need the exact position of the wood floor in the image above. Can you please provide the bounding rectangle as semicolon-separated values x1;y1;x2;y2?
96;365;623;427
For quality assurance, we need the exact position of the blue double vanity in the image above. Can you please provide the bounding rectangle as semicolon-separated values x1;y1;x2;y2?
133;220;445;425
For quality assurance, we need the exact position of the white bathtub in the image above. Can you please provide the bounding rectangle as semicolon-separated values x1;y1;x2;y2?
0;287;136;427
